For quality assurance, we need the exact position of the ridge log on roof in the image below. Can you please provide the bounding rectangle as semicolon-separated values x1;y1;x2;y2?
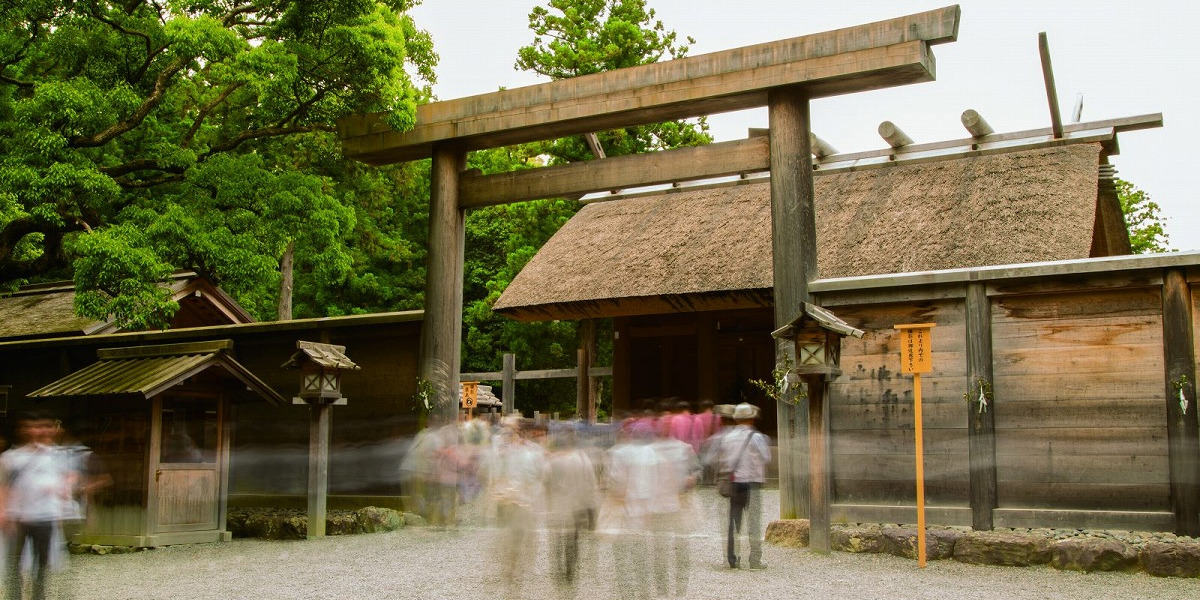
338;6;960;165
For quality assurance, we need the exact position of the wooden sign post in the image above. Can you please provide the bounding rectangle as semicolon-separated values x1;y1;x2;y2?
461;381;479;419
895;323;935;567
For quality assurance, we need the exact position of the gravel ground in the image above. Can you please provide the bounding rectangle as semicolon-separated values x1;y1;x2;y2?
59;488;1200;600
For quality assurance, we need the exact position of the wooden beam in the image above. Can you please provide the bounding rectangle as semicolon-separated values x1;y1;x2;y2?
878;121;914;148
698;312;719;405
460;366;613;381
307;402;332;538
810;133;838;158
576;348;588;420
808;375;831;553
339;6;960;164
808;251;1200;296
613;319;632;413
460;137;769;207
583;133;606;160
218;398;233;541
961;109;994;137
769;87;816;521
1161;268;1200;536
419;143;466;422
1039;32;1064;139
965;282;998;530
501;352;516;414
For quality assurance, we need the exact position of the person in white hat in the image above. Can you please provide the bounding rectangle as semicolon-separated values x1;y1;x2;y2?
718;402;771;569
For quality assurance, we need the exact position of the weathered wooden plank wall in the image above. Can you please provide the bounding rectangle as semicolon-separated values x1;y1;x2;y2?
990;287;1169;518
828;300;970;522
816;262;1200;532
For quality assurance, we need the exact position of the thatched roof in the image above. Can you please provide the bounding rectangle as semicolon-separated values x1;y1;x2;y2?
0;274;256;341
494;143;1119;321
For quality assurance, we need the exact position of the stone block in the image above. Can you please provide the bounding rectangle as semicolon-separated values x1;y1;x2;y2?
1051;538;1138;572
355;506;405;533
954;531;1051;567
765;519;810;547
831;525;885;554
881;527;960;560
1139;541;1200;578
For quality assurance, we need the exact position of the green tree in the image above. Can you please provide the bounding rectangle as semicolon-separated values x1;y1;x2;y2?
1117;178;1170;254
514;0;710;163
0;1;435;327
257;131;432;319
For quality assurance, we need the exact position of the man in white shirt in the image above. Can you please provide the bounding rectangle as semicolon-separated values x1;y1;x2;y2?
718;403;771;570
1;411;78;600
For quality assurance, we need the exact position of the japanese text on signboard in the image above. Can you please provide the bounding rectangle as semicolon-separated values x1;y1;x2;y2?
895;324;935;374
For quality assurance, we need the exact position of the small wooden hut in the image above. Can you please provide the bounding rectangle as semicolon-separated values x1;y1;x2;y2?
27;340;285;547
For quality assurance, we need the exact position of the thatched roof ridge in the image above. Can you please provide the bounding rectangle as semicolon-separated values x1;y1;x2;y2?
494;143;1110;321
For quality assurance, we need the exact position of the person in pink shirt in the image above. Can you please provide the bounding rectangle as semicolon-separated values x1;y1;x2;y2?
689;399;720;454
666;399;693;445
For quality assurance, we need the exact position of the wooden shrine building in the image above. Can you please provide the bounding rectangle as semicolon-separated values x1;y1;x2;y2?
493;125;1200;534
336;6;967;536
492;138;1138;416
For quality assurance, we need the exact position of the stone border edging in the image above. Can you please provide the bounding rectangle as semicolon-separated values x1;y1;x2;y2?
766;519;1200;578
69;506;414;554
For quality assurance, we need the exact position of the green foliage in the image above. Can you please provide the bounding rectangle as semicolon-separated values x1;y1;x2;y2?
0;1;436;326
516;0;692;78
1116;178;1170;254
515;0;711;164
460;147;583;415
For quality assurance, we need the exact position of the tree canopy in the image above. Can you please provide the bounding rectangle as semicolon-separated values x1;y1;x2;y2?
1116;178;1170;254
514;0;710;163
0;0;435;327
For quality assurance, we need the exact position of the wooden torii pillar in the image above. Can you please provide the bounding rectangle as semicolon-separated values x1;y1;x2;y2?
338;6;961;521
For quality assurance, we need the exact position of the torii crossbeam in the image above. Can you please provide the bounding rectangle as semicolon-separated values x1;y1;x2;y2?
338;5;961;553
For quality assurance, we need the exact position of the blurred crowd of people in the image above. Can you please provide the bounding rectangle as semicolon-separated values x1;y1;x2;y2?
399;398;772;598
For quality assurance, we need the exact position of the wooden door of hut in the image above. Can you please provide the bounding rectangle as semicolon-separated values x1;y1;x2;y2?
151;393;223;534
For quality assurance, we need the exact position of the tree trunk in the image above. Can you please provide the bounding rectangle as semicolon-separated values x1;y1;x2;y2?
278;239;294;321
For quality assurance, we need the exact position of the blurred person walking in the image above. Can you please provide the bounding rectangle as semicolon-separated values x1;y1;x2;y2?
649;428;699;598
605;424;658;600
717;403;771;570
1;411;78;600
545;430;599;593
485;418;547;598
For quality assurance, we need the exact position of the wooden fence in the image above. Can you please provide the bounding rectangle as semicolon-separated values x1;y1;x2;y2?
460;352;612;418
808;253;1200;535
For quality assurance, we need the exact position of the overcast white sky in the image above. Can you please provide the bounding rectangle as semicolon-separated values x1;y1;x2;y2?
408;1;1199;250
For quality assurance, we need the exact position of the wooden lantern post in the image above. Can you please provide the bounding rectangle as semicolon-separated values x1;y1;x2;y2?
894;323;935;567
772;303;865;554
282;341;360;539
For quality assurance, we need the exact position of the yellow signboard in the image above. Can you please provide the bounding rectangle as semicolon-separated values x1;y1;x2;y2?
895;323;935;374
461;381;479;409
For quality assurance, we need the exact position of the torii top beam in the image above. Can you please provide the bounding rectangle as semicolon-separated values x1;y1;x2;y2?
337;6;961;165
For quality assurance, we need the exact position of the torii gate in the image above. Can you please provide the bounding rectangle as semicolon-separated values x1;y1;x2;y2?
338;5;961;549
